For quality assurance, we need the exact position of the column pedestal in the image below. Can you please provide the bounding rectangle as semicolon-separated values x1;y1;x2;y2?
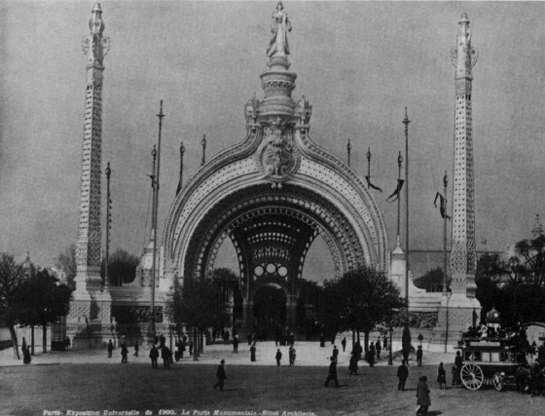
429;293;481;353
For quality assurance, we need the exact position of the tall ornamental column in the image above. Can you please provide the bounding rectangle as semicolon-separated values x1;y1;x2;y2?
69;4;111;328
449;13;478;299
431;14;481;352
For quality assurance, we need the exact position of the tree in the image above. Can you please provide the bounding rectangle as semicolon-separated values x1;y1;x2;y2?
513;217;545;287
413;268;445;292
55;244;77;291
16;269;72;353
101;248;139;286
0;253;24;359
207;267;242;336
166;276;230;361
323;265;406;351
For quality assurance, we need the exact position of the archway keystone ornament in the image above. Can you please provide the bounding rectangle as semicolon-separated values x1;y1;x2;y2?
162;3;388;335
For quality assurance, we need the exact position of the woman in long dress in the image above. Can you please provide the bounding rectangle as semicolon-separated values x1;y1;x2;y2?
266;2;292;58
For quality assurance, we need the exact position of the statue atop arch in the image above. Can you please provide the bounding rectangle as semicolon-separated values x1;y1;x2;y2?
266;1;292;57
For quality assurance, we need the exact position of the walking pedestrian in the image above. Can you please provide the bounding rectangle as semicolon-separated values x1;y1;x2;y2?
453;351;462;386
213;359;227;391
275;348;282;366
107;339;114;358
383;335;388;351
121;343;128;363
289;346;296;366
161;345;171;369
64;336;71;350
324;356;340;387
437;362;447;389
233;335;239;353
402;346;410;365
332;345;339;362
376;338;382;360
149;344;159;369
320;333;325;348
133;341;139;357
397;360;409;391
250;344;256;362
189;340;193;356
341;337;347;352
368;343;375;367
348;351;358;375
159;334;166;347
23;345;31;365
416;376;431;416
416;346;423;366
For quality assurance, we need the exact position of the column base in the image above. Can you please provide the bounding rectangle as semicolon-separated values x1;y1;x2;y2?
428;293;481;353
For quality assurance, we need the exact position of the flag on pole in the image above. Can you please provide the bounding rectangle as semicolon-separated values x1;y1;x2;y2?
365;176;383;192
434;192;451;219
386;179;404;202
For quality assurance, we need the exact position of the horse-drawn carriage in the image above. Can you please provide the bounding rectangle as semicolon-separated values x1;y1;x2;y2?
457;339;544;392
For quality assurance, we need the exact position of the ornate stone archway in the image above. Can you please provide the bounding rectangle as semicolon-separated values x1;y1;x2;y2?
161;4;388;335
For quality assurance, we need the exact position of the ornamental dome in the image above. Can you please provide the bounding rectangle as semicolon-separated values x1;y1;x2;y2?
21;252;36;278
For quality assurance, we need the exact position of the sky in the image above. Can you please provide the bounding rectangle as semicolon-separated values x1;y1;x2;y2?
0;0;544;274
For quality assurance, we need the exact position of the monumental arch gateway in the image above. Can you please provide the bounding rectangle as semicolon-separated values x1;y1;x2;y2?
161;3;389;336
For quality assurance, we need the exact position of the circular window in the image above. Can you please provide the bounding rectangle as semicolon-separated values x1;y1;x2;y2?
278;266;288;277
266;263;277;274
254;266;264;277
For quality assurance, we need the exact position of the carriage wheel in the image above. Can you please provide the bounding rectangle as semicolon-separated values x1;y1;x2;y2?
492;372;504;392
461;363;484;390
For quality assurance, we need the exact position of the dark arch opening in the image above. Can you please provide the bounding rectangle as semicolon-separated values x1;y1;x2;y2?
252;283;287;341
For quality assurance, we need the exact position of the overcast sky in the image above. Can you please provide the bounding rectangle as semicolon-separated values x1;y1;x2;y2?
1;1;544;270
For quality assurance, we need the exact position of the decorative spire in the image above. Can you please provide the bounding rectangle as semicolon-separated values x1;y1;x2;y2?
450;13;478;82
82;3;110;69
89;3;105;35
347;139;351;167
176;141;185;196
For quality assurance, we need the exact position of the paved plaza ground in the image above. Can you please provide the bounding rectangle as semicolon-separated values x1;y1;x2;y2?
1;341;544;416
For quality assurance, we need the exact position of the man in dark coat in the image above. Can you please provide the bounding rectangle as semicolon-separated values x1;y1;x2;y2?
341;337;347;352
348;351;358;375
324;356;339;387
289;346;296;366
159;334;166;348
133;341;139;357
275;348;282;366
213;359;227;391
332;345;339;362
416;376;431;416
107;339;114;358
320;333;325;348
161;345;171;369
453;351;463;386
416;346;423;366
375;338;382;360
250;344;256;362
367;343;375;367
121;343;128;363
149;344;159;369
397;360;409;391
233;335;239;353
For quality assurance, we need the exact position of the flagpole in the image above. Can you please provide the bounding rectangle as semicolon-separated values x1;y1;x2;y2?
151;100;165;343
397;152;403;237
443;170;449;353
443;171;448;296
403;108;410;323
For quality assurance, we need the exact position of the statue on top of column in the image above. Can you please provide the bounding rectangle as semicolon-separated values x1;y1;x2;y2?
266;2;292;58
